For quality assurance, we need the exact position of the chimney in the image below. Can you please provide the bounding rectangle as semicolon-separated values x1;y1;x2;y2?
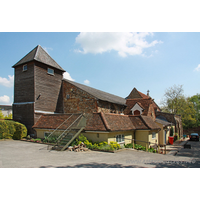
147;90;150;96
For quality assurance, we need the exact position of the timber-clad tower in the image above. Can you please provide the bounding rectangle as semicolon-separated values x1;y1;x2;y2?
12;45;65;134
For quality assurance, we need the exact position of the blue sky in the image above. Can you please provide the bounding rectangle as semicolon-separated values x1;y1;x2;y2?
0;32;200;106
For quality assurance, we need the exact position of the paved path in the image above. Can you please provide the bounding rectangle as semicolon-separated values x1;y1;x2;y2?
0;140;198;168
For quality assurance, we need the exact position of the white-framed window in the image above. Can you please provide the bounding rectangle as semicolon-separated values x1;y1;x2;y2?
47;68;54;75
23;64;27;71
152;132;156;139
116;134;124;143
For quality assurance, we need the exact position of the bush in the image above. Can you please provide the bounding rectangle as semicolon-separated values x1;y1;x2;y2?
134;144;146;151
12;122;27;140
31;138;41;142
0;120;27;140
43;135;58;143
109;141;120;150
78;134;87;143
125;143;133;148
148;147;156;153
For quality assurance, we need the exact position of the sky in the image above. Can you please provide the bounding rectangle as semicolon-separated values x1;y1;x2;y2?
0;32;200;106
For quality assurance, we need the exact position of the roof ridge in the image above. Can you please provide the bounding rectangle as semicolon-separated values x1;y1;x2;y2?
100;112;111;131
104;113;128;117
139;115;150;129
12;46;37;67
63;78;126;106
36;45;63;69
34;45;40;59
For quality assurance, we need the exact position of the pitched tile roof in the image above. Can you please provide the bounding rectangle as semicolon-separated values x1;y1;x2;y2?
155;116;174;126
126;88;149;99
125;88;160;112
12;45;65;72
32;113;82;129
125;98;153;115
63;79;127;106
129;115;161;130
85;112;160;132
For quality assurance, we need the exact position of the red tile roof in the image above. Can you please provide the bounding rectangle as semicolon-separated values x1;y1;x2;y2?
85;112;160;132
125;99;153;115
33;112;160;132
32;113;83;129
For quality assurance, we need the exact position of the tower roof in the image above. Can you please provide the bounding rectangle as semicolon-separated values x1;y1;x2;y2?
126;88;149;99
12;45;65;72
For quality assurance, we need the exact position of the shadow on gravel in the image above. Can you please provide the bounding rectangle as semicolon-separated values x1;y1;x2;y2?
39;162;147;168
146;159;200;168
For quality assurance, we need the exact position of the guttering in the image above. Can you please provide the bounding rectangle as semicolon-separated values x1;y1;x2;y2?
13;102;34;105
85;131;110;133
35;110;59;114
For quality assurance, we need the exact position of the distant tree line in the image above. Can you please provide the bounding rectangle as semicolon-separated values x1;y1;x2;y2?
0;110;12;120
161;84;200;129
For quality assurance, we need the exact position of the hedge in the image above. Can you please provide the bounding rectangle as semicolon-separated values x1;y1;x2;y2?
0;120;27;139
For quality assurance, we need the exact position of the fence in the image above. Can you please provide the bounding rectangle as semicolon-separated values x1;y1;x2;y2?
124;137;167;154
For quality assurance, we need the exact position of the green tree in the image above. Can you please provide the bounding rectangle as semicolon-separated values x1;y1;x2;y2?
161;85;196;129
161;84;184;114
0;110;4;119
189;94;200;127
178;97;196;129
4;113;12;120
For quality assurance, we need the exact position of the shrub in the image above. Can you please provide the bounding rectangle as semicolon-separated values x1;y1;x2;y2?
78;134;87;143
0;120;16;139
148;148;156;153
12;122;27;140
134;144;146;151
43;135;58;143
31;138;41;142
109;141;120;150
125;143;133;148
0;120;27;140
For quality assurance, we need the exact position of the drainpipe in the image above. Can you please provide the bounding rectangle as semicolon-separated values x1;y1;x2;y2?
132;130;136;149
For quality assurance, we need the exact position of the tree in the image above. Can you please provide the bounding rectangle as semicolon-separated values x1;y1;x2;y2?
161;85;197;129
178;97;196;129
189;94;200;127
0;110;4;119
4;113;12;119
161;84;184;114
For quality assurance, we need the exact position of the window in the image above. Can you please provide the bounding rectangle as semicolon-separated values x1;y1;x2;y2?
23;64;27;71
97;133;99;138
47;68;54;75
116;134;124;143
152;132;156;139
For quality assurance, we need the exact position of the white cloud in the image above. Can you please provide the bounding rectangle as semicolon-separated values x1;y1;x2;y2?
84;79;90;85
0;75;14;87
0;95;10;104
63;72;75;81
194;64;200;71
75;32;163;57
43;47;53;54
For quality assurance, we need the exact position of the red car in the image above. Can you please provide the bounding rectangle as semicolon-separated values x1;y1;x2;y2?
190;133;199;141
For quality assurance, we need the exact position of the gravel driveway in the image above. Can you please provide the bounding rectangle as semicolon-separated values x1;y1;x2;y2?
0;140;197;168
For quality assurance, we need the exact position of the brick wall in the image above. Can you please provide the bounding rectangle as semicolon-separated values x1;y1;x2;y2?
97;100;124;114
62;81;98;114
